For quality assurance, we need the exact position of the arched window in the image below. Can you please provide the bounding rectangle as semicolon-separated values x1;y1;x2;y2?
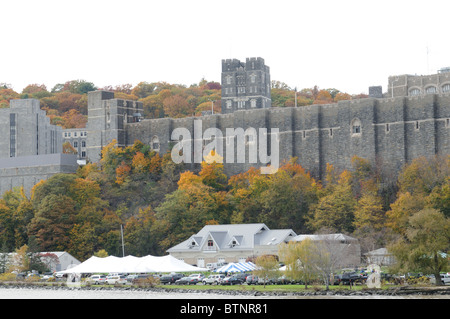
151;136;160;151
442;84;450;93
426;86;437;94
351;118;362;135
409;88;421;96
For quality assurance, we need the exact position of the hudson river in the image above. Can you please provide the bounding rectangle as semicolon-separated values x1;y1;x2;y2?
0;287;447;299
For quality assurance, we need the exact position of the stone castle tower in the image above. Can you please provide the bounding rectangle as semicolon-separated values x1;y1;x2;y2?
87;91;143;163
221;57;271;114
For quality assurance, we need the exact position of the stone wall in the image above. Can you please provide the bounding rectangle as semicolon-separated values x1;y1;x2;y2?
123;93;450;180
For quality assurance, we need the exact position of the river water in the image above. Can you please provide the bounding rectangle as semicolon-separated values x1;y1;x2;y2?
0;287;447;299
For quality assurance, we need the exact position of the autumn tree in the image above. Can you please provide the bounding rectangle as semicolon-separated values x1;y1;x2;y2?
28;194;76;251
388;209;450;286
254;255;279;287
278;239;317;288
307;170;356;233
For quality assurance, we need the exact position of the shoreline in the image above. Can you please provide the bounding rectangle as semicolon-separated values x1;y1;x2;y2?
0;282;449;298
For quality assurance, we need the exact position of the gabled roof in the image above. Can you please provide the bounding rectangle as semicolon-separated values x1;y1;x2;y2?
167;223;297;253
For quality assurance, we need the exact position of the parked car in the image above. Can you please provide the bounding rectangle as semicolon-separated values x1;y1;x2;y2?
160;273;185;285
189;273;205;281
337;272;366;285
175;276;199;285
88;275;107;285
246;275;259;285
202;274;225;285
439;274;450;285
221;275;243;285
230;273;249;283
41;273;54;281
106;275;127;285
257;276;275;285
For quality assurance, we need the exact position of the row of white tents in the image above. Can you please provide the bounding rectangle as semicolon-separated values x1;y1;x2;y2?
61;255;208;274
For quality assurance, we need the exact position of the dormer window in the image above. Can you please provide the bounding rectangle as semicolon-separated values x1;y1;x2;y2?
187;238;199;249
228;237;240;248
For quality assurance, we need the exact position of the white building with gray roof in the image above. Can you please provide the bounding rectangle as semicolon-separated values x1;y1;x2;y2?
167;223;297;268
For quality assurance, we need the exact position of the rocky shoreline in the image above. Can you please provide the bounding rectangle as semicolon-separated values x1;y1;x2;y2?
0;282;449;297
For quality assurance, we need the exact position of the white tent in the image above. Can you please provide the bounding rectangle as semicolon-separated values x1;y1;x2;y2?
61;255;207;274
214;262;257;273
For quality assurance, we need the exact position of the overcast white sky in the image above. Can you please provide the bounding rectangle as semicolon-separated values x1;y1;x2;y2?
2;0;450;95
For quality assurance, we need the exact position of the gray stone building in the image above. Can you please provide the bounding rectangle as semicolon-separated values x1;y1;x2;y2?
0;99;62;158
87;58;450;181
387;67;450;98
221;57;271;114
2;57;450;198
87;91;143;163
0;99;77;196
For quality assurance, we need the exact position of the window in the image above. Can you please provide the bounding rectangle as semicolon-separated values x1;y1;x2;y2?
329;128;333;137
409;88;421;96
73;141;78;148
151;136;160;151
82;141;86;147
351;119;361;135
442;84;450;93
205;240;215;250
226;75;232;85
386;123;390;132
226;100;232;109
415;121;419;130
250;99;256;108
426;86;437;94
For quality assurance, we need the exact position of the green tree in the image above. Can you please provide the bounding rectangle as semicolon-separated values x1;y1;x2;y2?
28;194;76;251
278;239;317;288
308;171;356;233
253;255;279;288
388;209;450;286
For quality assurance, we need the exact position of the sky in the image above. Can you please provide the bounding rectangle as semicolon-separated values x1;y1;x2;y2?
2;0;450;95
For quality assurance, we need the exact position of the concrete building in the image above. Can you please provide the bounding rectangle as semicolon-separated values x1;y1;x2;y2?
167;223;297;267
0;153;78;196
0;98;78;196
0;99;62;158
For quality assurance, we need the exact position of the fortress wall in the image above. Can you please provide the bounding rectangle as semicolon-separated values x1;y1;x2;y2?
122;93;450;180
435;95;450;155
374;98;407;176
404;95;437;161
292;105;321;177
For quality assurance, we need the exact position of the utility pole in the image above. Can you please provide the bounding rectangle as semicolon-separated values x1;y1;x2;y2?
294;87;297;107
209;99;215;115
120;224;125;257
